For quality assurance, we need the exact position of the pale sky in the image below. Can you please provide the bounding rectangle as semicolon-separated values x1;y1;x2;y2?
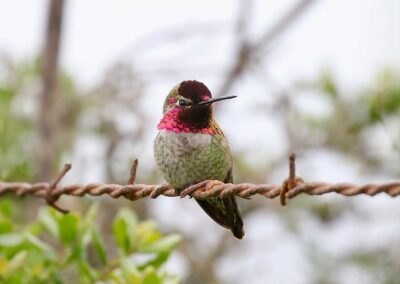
1;0;399;88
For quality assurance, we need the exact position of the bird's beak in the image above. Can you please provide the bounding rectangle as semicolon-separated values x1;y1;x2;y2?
197;95;237;106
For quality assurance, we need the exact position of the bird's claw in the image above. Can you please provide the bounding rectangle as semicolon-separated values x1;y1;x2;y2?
150;184;169;199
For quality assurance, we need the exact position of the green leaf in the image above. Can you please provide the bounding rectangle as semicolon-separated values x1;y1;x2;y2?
135;221;161;247
91;228;107;265
139;252;170;270
163;275;181;284
0;219;13;234
140;234;182;254
113;216;129;254
46;269;64;284
38;208;59;237
317;70;337;98
82;203;99;228
81;224;93;257
26;222;42;236
112;208;138;254
143;268;162;284
78;260;97;282
118;208;138;230
0;88;13;104
64;245;82;266
59;213;79;245
0;233;24;247
25;233;57;260
120;258;141;283
109;269;126;284
0;199;13;218
7;251;27;274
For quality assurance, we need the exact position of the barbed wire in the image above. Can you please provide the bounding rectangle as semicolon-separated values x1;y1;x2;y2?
0;155;399;214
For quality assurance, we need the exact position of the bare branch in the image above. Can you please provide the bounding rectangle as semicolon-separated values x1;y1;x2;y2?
217;0;318;97
37;0;65;180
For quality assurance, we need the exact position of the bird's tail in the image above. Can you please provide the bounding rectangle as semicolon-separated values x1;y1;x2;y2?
195;196;244;239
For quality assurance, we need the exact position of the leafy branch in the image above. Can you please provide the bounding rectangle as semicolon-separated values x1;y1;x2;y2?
0;201;181;284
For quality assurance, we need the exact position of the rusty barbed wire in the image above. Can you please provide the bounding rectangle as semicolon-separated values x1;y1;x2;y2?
0;155;399;214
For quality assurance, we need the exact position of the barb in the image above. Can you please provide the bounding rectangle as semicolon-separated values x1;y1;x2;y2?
280;153;296;206
45;163;71;213
0;157;399;214
128;159;138;185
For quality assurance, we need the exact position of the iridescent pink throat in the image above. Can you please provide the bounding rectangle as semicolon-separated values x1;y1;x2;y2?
157;107;216;134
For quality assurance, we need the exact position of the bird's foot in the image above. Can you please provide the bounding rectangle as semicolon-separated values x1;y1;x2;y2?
180;181;209;198
150;184;170;199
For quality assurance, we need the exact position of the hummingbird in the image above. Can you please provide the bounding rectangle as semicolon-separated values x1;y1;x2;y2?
153;80;244;239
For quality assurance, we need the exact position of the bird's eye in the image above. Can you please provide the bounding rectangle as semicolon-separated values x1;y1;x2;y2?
178;99;187;107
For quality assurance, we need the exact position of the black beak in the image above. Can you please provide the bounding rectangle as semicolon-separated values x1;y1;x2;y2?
197;95;237;106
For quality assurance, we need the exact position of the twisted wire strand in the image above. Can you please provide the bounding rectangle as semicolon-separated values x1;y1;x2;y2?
1;180;399;202
1;156;399;214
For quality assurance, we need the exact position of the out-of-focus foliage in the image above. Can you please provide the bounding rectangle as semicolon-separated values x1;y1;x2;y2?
367;70;400;123
292;69;400;175
0;56;81;182
0;58;37;181
0;55;149;184
0;200;181;284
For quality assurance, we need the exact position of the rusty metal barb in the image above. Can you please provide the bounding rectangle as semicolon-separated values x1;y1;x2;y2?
127;159;138;185
280;153;298;206
45;163;71;213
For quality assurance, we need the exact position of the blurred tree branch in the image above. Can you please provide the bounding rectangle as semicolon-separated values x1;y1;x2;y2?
217;0;318;97
37;0;65;181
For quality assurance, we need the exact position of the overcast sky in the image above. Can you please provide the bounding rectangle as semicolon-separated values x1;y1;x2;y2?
0;0;399;88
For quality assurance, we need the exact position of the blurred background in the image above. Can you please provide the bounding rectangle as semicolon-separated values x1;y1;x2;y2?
1;0;400;283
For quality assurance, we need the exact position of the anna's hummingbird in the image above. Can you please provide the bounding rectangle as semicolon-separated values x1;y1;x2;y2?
153;80;244;239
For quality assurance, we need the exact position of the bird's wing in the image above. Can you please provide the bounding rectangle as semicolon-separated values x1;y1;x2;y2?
195;165;244;239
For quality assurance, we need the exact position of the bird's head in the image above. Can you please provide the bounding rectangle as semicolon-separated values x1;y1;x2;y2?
158;80;236;133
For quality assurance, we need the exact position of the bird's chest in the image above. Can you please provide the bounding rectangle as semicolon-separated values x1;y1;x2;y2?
154;130;230;189
156;131;213;165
